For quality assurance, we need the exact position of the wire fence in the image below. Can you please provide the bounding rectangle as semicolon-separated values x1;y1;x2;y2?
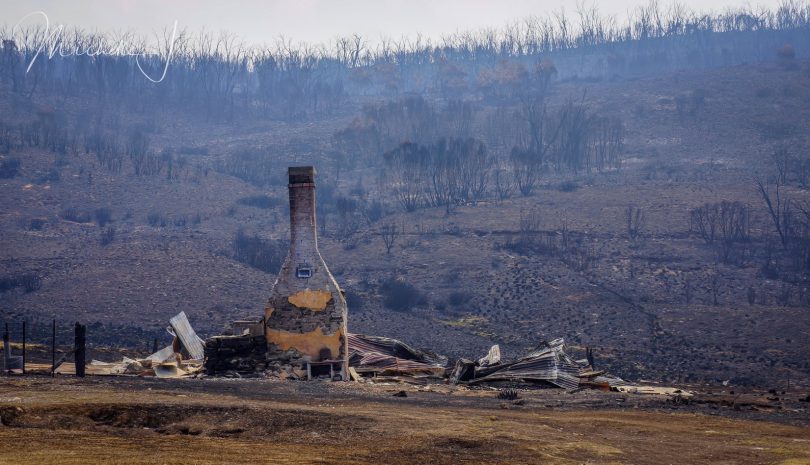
3;319;111;376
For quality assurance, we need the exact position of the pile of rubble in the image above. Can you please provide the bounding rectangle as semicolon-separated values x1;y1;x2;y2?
348;334;626;391
79;312;205;378
47;310;685;397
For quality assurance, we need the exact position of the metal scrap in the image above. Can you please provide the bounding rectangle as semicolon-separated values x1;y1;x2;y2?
348;333;447;377
478;345;501;367
467;339;583;390
169;311;205;361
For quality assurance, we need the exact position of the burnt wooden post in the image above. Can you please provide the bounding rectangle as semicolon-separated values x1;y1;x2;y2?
74;322;86;378
3;323;9;375
51;319;56;378
21;321;26;375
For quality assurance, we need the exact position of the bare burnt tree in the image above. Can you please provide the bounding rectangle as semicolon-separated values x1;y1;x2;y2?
513;208;543;252
588;115;624;172
552;96;591;173
383;142;429;212
691;201;750;262
379;222;399;254
716;201;750;263
335;196;362;239
363;96;437;148
493;165;516;200
3;2;810;117
755;178;792;249
790;201;810;275
510;85;562;196
1;39;21;92
453;138;490;204
626;205;645;240
709;268;720;306
690;203;720;243
443;100;476;138
683;276;692;304
509;146;542;197
771;146;791;185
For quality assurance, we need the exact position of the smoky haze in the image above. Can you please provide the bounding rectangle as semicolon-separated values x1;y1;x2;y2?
4;0;788;47
1;0;810;402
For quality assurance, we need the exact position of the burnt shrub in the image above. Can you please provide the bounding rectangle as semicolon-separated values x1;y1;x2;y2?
231;229;287;273
237;195;281;210
100;226;116;246
20;274;42;293
497;389;520;400
60;207;92;223
364;200;385;223
178;146;209;156
0;157;21;178
757;120;798;140
557;180;579;192
448;290;473;307
36;167;61;184
0;277;17;292
756;87;774;98
94;207;112;227
344;291;364;311
147;212;167;227
28;218;47;230
380;278;426;312
0;274;42;293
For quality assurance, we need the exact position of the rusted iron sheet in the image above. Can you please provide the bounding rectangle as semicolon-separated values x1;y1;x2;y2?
347;333;447;375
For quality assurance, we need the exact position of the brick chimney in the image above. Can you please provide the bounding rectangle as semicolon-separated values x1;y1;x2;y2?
264;167;349;378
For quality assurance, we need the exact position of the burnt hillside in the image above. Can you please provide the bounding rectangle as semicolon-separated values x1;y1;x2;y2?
2;4;810;386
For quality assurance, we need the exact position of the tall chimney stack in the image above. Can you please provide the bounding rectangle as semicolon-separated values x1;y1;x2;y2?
265;167;349;378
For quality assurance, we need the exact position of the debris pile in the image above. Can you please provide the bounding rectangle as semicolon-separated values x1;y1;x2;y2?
347;333;447;378
349;334;627;392
73;312;204;378
464;338;624;390
28;307;682;397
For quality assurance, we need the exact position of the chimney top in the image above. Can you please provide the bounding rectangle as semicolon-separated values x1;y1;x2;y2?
288;166;315;185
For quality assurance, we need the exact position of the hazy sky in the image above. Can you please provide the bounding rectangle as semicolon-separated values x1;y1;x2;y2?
5;0;785;48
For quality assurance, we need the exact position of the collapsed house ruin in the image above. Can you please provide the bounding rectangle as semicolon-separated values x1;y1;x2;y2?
201;166;630;390
3;165;659;393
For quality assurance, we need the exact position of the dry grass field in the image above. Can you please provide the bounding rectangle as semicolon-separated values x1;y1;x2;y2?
1;377;809;465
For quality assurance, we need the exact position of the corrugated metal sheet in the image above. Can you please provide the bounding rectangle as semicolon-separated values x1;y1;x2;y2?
348;333;447;375
469;339;587;390
169;312;205;361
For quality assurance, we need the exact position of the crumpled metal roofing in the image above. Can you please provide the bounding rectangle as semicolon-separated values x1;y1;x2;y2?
469;338;592;390
348;333;447;375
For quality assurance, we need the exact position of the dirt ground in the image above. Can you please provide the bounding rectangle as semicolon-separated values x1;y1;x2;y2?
0;376;808;465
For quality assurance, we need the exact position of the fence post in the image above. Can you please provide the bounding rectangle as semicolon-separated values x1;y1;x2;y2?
22;321;26;375
3;323;9;375
51;319;56;378
74;322;86;378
